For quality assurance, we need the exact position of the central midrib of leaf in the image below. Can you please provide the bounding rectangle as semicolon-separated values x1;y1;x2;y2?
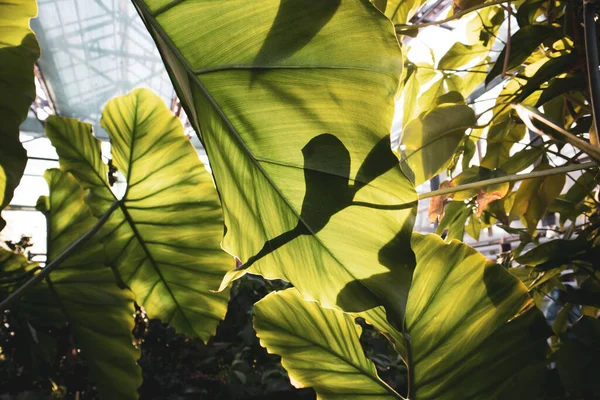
66;108;197;334
123;95;197;332
133;0;381;279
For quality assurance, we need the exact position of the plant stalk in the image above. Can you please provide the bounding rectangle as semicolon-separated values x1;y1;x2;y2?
418;162;597;200
584;0;600;146
0;200;119;312
395;0;509;32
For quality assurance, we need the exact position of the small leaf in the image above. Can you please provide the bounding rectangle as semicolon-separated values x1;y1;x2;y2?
0;0;40;229
516;0;545;27
428;180;455;223
386;0;428;25
552;304;573;335
550;170;599;223
481;117;526;169
515;234;590;270
461;138;477;170
436;200;470;241
401;104;476;185
371;0;387;12
465;214;482;240
486;25;562;86
535;73;586;107
514;52;577;104
438;42;489;70
500;148;543;174
509;163;565;233
402;67;424;128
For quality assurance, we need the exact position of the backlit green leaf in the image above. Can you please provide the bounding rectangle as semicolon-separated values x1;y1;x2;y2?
509;162;565;233
45;89;232;340
134;0;417;326
550;170;598;223
514;53;577;104
481;117;526;169
435;201;470;241
25;169;141;400
0;0;40;229
256;234;549;399
386;0;428;25
400;104;476;185
486;25;561;86
438;42;489;70
500;147;543;174
254;288;402;399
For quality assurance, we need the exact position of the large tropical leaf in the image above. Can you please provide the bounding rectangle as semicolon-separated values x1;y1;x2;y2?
254;288;403;399
255;234;549;399
134;0;417;325
22;169;141;400
0;0;40;230
45;89;232;339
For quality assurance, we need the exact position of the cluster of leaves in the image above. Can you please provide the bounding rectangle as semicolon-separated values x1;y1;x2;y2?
0;274;310;399
394;0;600;244
389;0;600;396
0;0;599;399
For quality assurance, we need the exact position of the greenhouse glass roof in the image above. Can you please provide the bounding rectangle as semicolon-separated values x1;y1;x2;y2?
27;0;175;137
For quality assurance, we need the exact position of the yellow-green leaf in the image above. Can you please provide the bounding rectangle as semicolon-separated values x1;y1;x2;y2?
0;0;40;229
400;104;476;185
435;200;470;241
45;89;232;340
25;169;141;400
386;0;428;25
481;117;526;169
134;0;417;326
438;42;489;70
257;234;549;399
254;288;402;399
509;162;565;233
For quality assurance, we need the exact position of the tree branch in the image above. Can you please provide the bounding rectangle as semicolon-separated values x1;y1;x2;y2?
395;0;509;32
418;162;597;200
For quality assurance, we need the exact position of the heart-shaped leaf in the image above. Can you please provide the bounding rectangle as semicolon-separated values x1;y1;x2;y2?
134;0;417;326
45;89;232;339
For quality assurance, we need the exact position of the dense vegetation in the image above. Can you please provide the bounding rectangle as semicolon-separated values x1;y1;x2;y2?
0;0;599;398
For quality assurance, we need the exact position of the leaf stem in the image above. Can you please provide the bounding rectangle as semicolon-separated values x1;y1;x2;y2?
418;162;597;200
513;104;600;162
0;200;119;311
583;0;600;146
395;0;509;32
